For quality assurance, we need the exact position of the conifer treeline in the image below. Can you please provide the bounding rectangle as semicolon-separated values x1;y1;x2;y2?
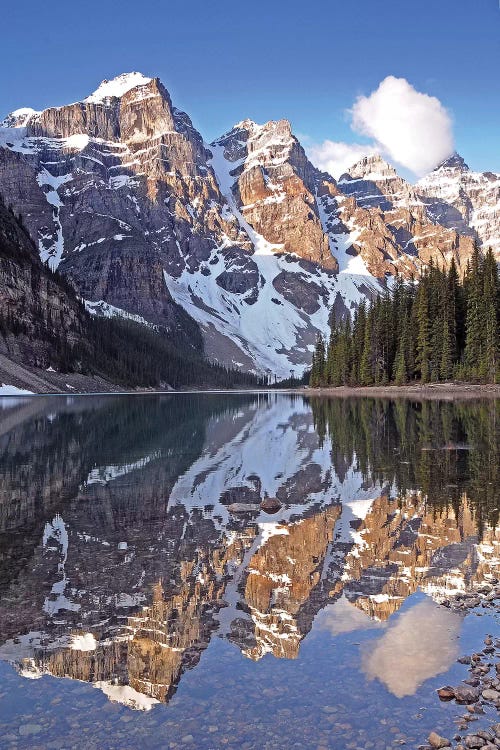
310;247;499;386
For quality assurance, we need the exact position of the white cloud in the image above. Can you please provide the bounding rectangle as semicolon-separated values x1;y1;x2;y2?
307;140;379;179
351;76;454;176
306;76;455;179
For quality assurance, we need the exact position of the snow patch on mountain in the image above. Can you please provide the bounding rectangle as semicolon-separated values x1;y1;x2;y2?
1;107;40;128
84;300;158;329
316;193;371;275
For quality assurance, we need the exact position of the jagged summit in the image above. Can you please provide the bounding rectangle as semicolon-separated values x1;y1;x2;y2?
341;153;397;182
83;72;153;103
232;117;259;131
434;152;470;172
231;117;292;132
214;117;293;148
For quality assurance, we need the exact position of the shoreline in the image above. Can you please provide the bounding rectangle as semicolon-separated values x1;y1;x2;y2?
1;384;499;399
296;383;500;400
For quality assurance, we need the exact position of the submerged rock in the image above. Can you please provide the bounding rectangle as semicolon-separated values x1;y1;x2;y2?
260;497;282;514
481;688;499;702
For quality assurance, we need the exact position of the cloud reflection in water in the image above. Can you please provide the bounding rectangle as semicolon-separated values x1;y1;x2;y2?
361;597;462;697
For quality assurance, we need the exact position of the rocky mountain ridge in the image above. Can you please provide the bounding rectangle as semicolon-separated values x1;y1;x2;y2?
0;73;498;377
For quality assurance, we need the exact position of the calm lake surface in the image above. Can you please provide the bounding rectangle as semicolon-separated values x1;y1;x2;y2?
0;393;499;750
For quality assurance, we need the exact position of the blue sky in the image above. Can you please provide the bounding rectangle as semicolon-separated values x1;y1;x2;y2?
1;0;498;176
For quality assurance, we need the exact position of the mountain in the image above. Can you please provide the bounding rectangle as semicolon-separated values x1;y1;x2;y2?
338;154;476;271
0;73;497;379
0;75;380;377
339;152;500;264
417;152;500;254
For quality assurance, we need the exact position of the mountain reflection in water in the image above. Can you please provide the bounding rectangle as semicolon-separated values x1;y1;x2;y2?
0;393;498;713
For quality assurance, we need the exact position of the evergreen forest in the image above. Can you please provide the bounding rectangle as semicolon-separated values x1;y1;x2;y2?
310;248;499;387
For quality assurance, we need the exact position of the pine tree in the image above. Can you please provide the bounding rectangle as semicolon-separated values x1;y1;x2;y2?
415;276;431;384
359;307;374;386
325;320;337;385
440;318;453;381
394;339;407;385
350;301;366;384
446;258;460;363
464;243;483;379
481;247;499;382
310;334;326;387
394;309;410;385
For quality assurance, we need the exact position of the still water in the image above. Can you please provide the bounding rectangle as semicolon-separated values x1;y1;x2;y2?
0;394;498;749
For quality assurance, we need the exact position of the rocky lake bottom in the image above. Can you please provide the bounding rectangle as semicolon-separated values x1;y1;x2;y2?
0;393;498;750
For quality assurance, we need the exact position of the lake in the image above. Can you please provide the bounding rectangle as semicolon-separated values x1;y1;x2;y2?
0;393;499;749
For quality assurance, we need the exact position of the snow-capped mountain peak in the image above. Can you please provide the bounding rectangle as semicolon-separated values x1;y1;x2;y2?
417;153;500;251
83;72;153;103
434;152;470;173
1;107;41;128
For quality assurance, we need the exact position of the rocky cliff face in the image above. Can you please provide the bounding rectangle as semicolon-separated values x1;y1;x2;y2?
0;74;497;377
0;74;235;344
0;198;89;370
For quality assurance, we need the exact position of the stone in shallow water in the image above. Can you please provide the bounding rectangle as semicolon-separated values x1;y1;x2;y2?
19;723;43;736
454;685;481;703
481;688;499;701
437;686;455;700
464;735;488;748
428;732;451;749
